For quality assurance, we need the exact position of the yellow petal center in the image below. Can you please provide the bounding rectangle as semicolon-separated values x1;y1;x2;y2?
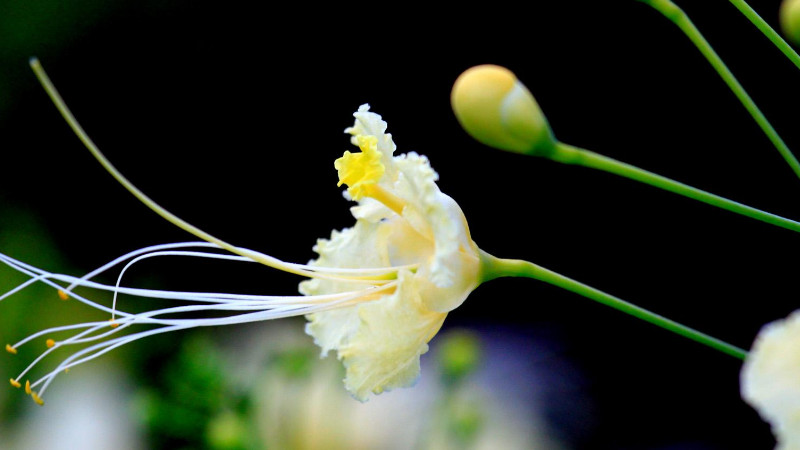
335;135;385;201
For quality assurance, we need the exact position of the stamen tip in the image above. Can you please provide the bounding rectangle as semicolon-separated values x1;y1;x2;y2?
31;392;44;406
24;380;31;395
5;344;17;355
9;379;21;389
46;339;55;348
57;289;69;301
109;319;119;328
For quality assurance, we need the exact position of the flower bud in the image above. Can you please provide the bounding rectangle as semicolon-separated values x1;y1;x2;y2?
781;0;800;46
451;65;556;156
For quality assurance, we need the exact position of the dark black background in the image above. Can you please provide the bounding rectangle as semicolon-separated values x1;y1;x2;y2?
1;0;798;448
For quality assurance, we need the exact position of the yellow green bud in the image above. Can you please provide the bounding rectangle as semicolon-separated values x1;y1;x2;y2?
451;65;556;156
781;0;800;46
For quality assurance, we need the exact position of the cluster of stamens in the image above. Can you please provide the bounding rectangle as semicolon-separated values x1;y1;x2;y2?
2;241;411;405
5;61;413;406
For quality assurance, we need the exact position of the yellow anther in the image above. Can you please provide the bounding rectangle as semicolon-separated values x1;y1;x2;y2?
9;379;21;389
24;380;31;395
109;319;119;328
58;289;69;300
5;344;17;355
46;339;56;348
451;64;555;155
335;135;385;200
31;392;44;406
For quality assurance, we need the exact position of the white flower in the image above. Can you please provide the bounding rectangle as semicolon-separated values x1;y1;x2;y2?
741;310;800;450
1;104;482;404
302;104;482;400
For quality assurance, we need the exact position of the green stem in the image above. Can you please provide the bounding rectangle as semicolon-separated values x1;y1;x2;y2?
641;0;800;180
728;0;800;71
481;251;747;360
553;142;800;233
28;58;322;279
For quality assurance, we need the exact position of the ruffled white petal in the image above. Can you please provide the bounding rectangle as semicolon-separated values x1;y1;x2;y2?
301;221;390;356
346;104;397;180
339;270;447;401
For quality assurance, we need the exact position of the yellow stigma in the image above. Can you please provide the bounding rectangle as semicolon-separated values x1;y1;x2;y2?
5;344;17;355
24;380;31;395
335;135;385;200
9;379;21;389
58;289;69;300
451;64;555;155
781;0;800;45
46;339;56;348
31;392;44;406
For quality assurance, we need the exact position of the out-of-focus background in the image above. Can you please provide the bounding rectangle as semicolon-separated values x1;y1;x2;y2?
0;1;797;448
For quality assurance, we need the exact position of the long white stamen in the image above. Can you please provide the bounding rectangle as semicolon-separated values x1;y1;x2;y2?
8;253;396;400
10;276;393;350
1;250;391;311
0;253;136;318
66;241;415;297
31;283;389;396
12;322;110;349
15;321;112;383
0;274;48;303
107;249;396;319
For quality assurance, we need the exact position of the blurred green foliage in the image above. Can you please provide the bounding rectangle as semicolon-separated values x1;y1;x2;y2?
132;328;487;450
133;335;257;450
0;202;110;420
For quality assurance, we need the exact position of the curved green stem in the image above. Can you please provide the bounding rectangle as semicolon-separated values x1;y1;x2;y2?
728;0;800;71
553;142;800;233
480;250;747;360
641;0;800;180
28;58;314;279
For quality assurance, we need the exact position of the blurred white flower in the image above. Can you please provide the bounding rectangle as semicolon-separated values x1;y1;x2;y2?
5;364;143;450
741;310;800;450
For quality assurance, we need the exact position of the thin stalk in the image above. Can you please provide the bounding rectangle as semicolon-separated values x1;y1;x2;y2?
481;251;747;360
642;0;800;180
728;0;800;71
552;142;800;234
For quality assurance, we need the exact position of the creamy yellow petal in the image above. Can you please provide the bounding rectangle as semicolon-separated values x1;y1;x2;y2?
391;153;480;302
345;104;398;180
301;221;391;356
338;270;447;401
